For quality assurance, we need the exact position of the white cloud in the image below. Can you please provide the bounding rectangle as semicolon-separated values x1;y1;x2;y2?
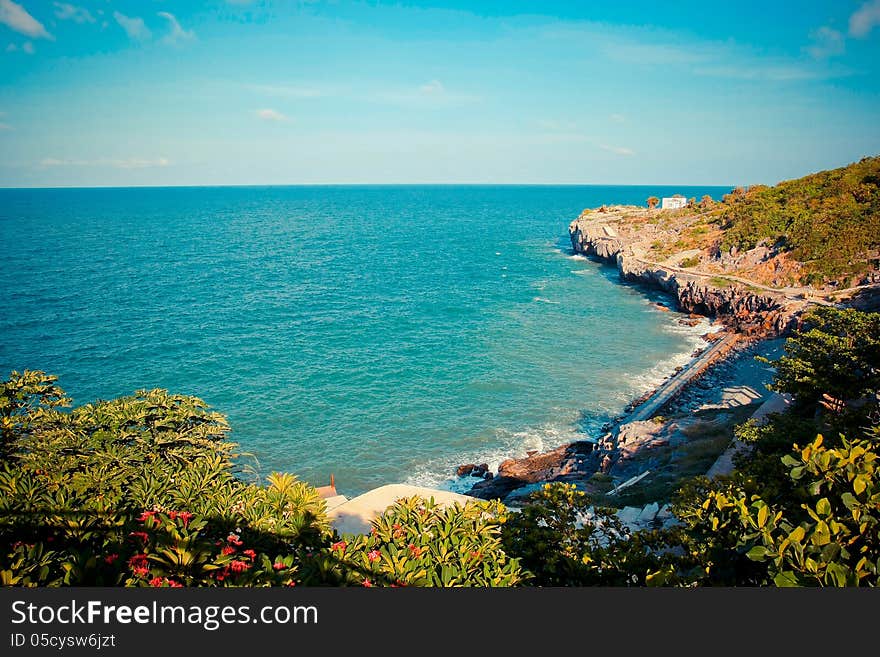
157;11;194;45
40;157;170;169
693;64;826;81
53;2;95;24
419;79;444;95
850;0;880;37
113;11;151;42
544;22;845;83
21;38;32;53
609;113;625;123
0;0;53;40
255;108;289;121
600;144;634;156
371;81;479;106
806;26;845;59
0;123;10;130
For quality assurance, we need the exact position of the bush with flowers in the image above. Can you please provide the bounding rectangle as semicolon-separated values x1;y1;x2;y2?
0;370;525;587
0;370;327;586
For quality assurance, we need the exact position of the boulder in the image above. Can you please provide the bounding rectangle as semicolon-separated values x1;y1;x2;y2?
456;463;490;478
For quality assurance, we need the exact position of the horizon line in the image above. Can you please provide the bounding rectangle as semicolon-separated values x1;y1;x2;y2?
0;182;737;191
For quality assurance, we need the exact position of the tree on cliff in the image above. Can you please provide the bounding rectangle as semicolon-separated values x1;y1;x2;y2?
646;196;659;210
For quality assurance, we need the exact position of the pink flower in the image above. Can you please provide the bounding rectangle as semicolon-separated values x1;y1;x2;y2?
367;549;380;563
243;549;257;560
331;540;347;552
166;579;183;588
221;546;236;556
226;534;243;546
149;576;164;587
272;562;286;571
362;578;373;587
230;560;251;573
104;553;119;565
138;511;156;522
177;511;193;527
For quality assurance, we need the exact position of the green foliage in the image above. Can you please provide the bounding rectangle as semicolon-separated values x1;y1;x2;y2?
0;370;329;586
300;497;524;587
0;370;522;587
769;307;880;417
679;255;700;268
500;483;681;586
676;434;880;587
718;156;880;282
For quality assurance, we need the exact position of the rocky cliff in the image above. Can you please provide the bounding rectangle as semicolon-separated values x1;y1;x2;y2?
569;210;806;336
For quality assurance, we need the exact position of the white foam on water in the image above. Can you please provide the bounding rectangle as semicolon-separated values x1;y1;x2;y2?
403;421;586;494
533;297;560;304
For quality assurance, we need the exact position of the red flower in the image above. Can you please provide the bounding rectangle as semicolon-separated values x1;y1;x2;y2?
407;544;422;558
103;553;119;565
129;531;149;544
166;579;183;588
215;567;229;582
471;551;481;559
230;560;251;573
138;511;156;522
128;554;149;577
243;549;257;560
362;578;373;587
149;576;164;587
168;511;178;520
367;549;380;563
221;546;236;556
331;540;346;552
285;580;297;587
272;562;286;571
226;534;243;546
178;511;193;527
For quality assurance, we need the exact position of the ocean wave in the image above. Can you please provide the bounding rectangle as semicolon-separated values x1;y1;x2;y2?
403;421;588;494
533;296;560;304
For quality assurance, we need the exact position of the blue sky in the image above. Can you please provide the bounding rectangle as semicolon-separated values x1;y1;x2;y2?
1;0;879;187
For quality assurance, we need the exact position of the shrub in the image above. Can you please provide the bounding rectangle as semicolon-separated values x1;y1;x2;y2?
301;496;524;587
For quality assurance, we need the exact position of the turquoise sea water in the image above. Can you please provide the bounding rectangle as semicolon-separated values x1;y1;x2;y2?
0;185;728;496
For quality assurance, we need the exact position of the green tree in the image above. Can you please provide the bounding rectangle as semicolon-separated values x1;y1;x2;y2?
769;307;880;413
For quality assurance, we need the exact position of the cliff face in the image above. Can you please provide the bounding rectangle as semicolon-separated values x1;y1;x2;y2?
569;214;802;336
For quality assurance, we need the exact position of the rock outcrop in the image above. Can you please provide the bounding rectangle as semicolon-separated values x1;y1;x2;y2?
569;212;804;336
468;441;597;501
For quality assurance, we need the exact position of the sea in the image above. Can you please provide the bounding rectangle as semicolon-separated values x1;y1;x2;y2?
0;185;729;496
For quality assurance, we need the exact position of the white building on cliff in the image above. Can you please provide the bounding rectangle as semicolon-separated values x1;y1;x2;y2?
661;195;688;210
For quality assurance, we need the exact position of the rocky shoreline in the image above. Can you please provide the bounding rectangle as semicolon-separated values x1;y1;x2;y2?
458;206;806;504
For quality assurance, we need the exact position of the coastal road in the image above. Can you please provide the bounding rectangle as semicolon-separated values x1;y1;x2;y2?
627;247;879;306
623;332;741;425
